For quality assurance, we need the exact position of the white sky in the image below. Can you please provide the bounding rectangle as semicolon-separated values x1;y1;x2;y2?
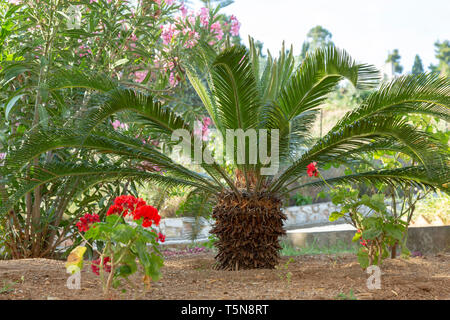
192;0;450;71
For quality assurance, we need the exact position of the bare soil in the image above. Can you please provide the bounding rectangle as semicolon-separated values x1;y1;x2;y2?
0;252;449;300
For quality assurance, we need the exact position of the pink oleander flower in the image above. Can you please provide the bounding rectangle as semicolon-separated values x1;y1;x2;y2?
134;70;148;83
180;2;187;17
187;13;196;25
199;7;209;27
111;120;129;131
194;117;211;141
202;117;212;127
230;15;240;36
184;31;199;48
210;22;223;41
160;23;177;45
169;72;178;87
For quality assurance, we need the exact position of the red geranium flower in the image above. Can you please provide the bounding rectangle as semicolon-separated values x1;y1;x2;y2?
91;256;111;276
76;213;100;232
157;232;166;243
307;162;319;177
106;195;147;217
134;204;160;227
106;204;125;216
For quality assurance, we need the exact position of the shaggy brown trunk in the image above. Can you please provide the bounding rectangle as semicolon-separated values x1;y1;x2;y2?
211;190;287;270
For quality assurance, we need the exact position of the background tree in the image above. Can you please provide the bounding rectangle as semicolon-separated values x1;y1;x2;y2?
411;54;424;75
386;49;403;74
299;26;335;138
0;0;240;258
429;40;450;77
300;25;333;60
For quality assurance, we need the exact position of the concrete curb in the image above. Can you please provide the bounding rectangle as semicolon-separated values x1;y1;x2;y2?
282;225;450;254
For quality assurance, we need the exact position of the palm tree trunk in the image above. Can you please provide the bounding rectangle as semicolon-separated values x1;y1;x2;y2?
211;191;287;270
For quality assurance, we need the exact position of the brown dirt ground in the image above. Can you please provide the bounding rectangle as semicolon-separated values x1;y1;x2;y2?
0;252;449;300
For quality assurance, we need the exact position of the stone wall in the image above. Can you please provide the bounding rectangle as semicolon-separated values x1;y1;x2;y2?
283;202;341;229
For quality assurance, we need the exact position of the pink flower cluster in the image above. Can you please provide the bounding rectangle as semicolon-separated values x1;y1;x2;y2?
199;7;209;27
210;22;223;41
183;29;200;49
194;117;212;141
111;120;129;130
230;15;240;36
160;23;177;45
75;44;92;58
134;70;148;83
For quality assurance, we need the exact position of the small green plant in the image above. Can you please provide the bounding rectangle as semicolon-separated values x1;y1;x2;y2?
0;276;24;294
0;281;15;294
275;258;295;285
335;289;357;300
329;186;407;268
201;234;218;250
292;193;313;206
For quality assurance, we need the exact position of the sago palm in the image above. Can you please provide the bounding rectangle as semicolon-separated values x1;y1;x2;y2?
2;40;449;270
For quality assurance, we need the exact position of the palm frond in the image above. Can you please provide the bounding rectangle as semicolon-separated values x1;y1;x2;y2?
210;45;261;131
82;88;189;136
270;116;448;192
335;73;450;128
1;161;215;216
5;125;218;190
288;164;449;195
275;45;379;122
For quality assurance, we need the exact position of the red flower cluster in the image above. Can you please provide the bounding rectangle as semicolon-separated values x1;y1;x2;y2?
157;232;166;243
134;204;160;227
107;195;161;228
357;229;371;247
91;256;111;276
106;195;146;217
307;162;319;177
76;213;100;232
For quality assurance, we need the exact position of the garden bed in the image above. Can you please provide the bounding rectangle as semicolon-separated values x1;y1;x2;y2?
0;252;449;300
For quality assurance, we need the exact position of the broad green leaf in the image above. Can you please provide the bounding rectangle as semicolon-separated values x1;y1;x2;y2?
362;228;382;240
352;232;362;242
384;224;403;241
357;249;369;269
111;224;135;243
329;211;344;222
